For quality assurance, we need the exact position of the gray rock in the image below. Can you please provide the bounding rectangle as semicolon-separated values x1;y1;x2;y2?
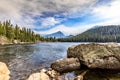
46;68;60;78
51;58;80;73
27;72;50;80
67;43;120;70
27;68;50;80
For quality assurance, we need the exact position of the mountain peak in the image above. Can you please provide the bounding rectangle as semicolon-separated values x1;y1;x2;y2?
54;31;64;34
44;31;65;38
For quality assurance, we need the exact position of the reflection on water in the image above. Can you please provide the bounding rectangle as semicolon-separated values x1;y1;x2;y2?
0;42;80;80
1;42;119;80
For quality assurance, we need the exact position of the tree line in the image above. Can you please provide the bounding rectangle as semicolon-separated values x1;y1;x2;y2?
0;20;45;42
58;25;120;42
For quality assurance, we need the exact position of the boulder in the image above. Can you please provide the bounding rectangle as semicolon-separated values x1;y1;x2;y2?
51;58;80;73
12;40;20;44
67;43;120;70
0;62;10;80
46;68;59;78
40;68;47;73
27;68;61;80
27;72;50;80
0;36;9;45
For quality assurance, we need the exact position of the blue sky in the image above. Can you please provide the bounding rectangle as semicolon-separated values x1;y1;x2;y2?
0;0;120;35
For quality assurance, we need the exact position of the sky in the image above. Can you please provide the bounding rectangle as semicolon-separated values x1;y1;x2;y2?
0;0;120;35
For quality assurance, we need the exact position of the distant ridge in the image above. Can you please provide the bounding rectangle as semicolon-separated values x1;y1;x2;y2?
44;31;65;38
62;25;120;42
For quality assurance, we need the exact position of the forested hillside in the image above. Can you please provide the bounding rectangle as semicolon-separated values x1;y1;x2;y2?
0;20;43;42
59;25;120;42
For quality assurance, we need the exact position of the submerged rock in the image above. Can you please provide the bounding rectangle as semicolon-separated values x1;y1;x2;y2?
0;62;10;80
67;43;120;70
51;58;80;73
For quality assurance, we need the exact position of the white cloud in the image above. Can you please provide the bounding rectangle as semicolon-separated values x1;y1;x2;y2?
92;0;120;25
0;0;97;29
38;24;93;35
41;17;60;27
41;0;120;35
0;0;21;21
1;0;120;35
0;0;37;28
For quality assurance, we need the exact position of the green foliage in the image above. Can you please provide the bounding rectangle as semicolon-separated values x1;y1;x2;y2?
0;20;44;42
59;25;120;42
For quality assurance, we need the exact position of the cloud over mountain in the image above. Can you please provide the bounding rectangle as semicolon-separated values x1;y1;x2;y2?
0;0;120;35
0;0;97;27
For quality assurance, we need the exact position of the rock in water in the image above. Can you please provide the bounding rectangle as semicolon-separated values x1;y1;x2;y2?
67;43;120;70
0;62;10;80
46;68;59;78
27;72;50;80
74;75;83;80
51;58;80;73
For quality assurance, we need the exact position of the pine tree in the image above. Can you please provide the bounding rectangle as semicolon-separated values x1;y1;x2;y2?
14;24;20;40
0;20;47;42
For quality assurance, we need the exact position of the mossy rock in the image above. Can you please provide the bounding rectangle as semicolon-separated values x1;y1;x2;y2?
67;43;120;70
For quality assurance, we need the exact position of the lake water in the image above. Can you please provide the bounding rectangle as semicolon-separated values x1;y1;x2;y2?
0;42;82;80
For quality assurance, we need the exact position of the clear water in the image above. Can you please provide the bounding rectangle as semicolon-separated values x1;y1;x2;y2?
0;42;82;80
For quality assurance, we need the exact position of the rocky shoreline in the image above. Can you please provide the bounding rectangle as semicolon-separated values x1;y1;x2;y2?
27;43;120;80
0;36;38;45
0;43;120;80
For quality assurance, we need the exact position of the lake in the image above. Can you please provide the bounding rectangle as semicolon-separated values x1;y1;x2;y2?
0;42;82;80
